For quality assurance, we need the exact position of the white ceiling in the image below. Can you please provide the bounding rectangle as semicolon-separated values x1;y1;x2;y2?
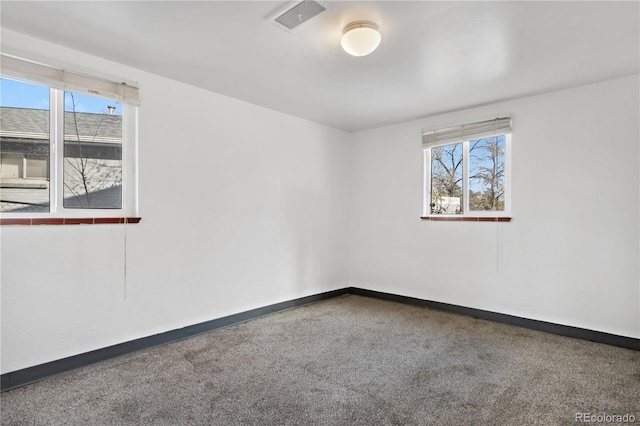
1;1;638;132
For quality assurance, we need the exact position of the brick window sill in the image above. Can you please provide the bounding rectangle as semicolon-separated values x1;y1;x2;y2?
421;216;511;222
0;217;141;226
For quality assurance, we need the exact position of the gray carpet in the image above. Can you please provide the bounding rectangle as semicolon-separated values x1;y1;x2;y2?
1;295;639;425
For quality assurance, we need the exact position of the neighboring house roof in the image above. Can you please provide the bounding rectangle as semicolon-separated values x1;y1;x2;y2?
0;107;48;140
0;106;121;144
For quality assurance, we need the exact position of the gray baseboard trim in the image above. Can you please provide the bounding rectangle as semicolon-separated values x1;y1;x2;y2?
346;287;640;352
0;288;349;392
3;286;637;392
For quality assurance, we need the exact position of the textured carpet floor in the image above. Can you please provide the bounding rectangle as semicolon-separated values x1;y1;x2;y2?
1;295;639;425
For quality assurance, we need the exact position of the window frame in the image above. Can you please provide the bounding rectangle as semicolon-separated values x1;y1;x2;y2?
0;78;138;219
423;133;512;218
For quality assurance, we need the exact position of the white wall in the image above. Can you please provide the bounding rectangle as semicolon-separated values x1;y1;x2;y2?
0;30;352;373
348;74;640;338
2;30;638;377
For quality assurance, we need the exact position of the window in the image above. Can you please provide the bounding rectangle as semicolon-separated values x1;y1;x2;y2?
0;54;139;218
63;91;123;209
422;117;511;218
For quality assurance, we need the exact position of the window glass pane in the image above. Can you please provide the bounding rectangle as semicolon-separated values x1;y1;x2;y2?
431;142;463;214
469;135;505;211
63;92;122;209
0;78;51;213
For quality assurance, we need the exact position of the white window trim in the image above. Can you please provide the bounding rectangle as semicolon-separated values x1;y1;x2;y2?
0;54;140;105
0;59;139;219
422;133;512;218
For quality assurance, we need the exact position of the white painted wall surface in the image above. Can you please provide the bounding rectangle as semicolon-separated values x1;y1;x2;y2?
348;74;640;338
0;30;352;373
2;30;638;376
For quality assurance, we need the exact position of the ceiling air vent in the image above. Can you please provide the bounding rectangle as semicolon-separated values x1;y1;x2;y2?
269;0;331;33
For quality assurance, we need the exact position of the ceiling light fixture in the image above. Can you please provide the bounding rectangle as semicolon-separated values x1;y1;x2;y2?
341;21;381;57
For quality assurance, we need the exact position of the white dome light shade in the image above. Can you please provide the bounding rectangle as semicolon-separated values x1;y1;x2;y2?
341;21;381;57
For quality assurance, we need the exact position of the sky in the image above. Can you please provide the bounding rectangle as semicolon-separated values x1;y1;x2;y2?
431;136;505;194
0;77;122;115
